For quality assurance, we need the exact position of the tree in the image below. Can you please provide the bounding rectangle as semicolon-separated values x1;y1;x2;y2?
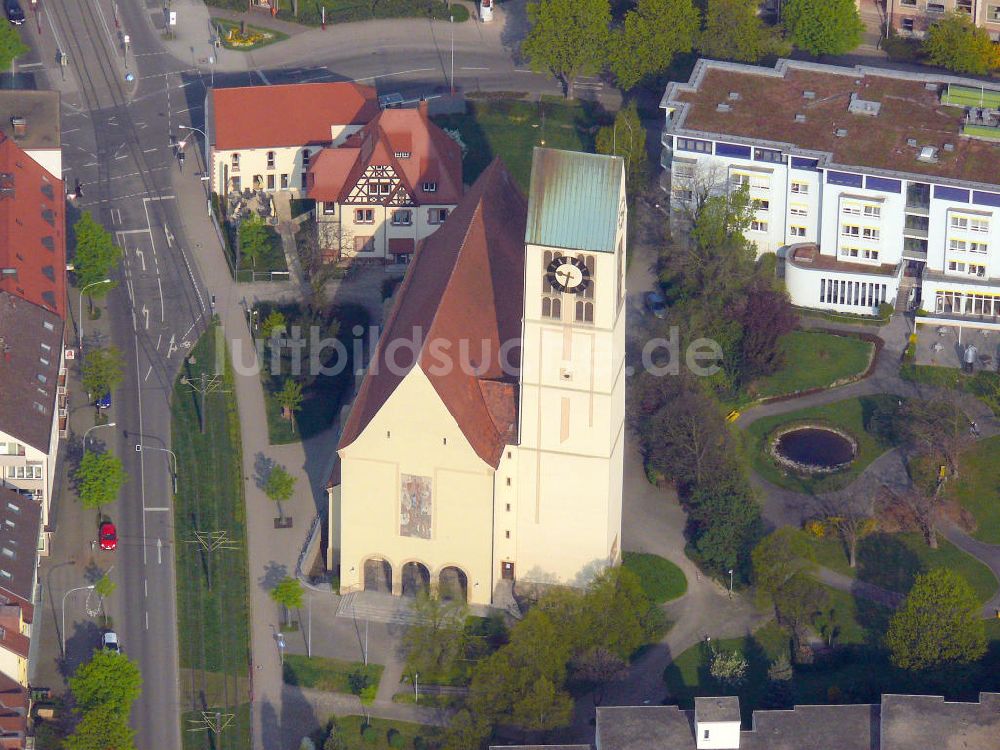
686;476;762;578
710;649;748;685
94;573;116;599
611;0;699;90
265;465;296;523
440;709;491;750
277;378;304;423
81;346;124;400
896;395;973;480
270;576;304;626
700;0;788;63
578;566;663;659
403;590;468;684
0;22;27;72
75;451;127;510
818;491;876;568
65;704;135;750
595;104;649;195
261;309;287;340
572;647;628;704
69;650;143;716
510;677;574;734
783;0;864;57
522;0;611;98
239;215;272;269
738;285;796;384
886;569;986;671
924;12;1000;74
752;528;828;661
73;213;122;298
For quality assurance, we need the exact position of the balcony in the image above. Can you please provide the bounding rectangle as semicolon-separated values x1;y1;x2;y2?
903;237;929;259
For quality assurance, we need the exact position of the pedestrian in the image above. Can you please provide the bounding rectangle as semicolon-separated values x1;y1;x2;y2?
74;180;83;199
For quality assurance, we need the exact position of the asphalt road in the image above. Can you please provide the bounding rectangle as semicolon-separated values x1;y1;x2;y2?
20;2;583;749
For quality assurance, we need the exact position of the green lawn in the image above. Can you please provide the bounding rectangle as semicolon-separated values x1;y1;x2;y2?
172;324;251;750
283;655;383;698
212;18;288;50
809;532;998;605
0;23;27;72
743;331;873;403
205;0;466;26
623;552;688;604
392;691;464;708
743;394;902;494
432;97;600;190
236;223;287;280
948;436;1000;544
181;704;251;750
320;716;442;750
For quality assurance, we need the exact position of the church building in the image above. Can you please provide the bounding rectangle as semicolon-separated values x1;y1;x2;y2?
329;148;627;606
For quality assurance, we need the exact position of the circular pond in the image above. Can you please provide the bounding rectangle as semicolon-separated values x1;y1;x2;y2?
770;425;857;475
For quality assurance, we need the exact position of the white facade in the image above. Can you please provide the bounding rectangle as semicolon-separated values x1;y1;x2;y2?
24;148;61;181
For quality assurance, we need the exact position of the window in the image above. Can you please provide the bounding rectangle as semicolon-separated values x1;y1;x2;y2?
842;203;861;215
354;236;374;254
842;225;860;237
575;300;594;323
301;172;308;189
970;241;988;254
266;174;275;191
354;209;374;224
990;4;1000;23
755;199;770;212
841;247;860;258
862;227;880;241
790;205;808;216
950;239;967;252
322;202;336;215
948;260;967;273
750;219;768;232
927;2;945;12
676;137;711;153
672;188;694;202
428;208;449;224
863;249;879;261
703;730;710;740
6;465;41;480
790;181;809;194
266;151;275;169
422;181;437;192
969;263;986;277
505;530;510;539
970;218;990;233
790;225;807;237
900;0;916;5
391;209;412;226
731;173;749;188
673;162;695;178
541;296;562;319
231;176;241;193
902;17;914;31
280;174;289;189
231;153;240;171
506;503;511;511
863;205;881;218
394;151;411;159
302;149;311;167
951;216;969;230
375;181;392;195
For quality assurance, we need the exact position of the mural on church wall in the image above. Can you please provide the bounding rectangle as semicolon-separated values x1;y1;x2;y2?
400;474;433;539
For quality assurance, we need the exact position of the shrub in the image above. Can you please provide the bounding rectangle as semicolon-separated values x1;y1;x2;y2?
360;684;378;705
388;729;405;748
347;668;371;695
413;737;428;750
804;519;826;538
878;302;894;319
361;725;378;744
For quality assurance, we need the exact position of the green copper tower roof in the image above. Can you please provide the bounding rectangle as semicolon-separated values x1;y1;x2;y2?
525;148;624;253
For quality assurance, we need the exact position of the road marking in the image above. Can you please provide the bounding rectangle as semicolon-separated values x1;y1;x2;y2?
514;68;535;73
461;66;490;70
116;228;150;236
157;538;162;565
142;147;157;153
115;154;129;160
18;62;44;69
141;305;149;329
144;365;152;382
353;67;435;82
164;225;174;248
62;127;81;134
135;249;146;271
173;106;202;114
256;69;271;85
145;195;176;201
144;579;147;597
166;334;177;358
157;278;165;322
144;507;171;511
156;334;162;350
145;611;149;630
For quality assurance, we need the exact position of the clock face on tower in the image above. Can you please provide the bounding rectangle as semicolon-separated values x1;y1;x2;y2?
546;256;591;294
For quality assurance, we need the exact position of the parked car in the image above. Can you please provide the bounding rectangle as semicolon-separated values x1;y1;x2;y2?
98;521;117;551
102;631;120;653
5;0;24;25
96;392;111;410
644;290;668;319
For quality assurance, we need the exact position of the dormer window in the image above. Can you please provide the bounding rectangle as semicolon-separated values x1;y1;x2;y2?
231;153;240;172
266;151;275;169
394;151;411;159
422;181;437;193
302;149;312;168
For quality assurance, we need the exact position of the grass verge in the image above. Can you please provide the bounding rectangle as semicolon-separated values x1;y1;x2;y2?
173;323;251;750
205;0;466;26
432;96;602;190
743;394;901;494
809;532;998;605
283;654;383;700
622;552;687;604
320;715;442;750
391;691;464;708
947;436;1000;544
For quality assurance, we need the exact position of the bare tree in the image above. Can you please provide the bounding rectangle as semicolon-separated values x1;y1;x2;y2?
896;393;974;480
878;479;944;549
816;490;876;569
668;158;729;230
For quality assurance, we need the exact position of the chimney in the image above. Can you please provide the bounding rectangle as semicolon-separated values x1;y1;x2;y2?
10;117;25;139
695;696;741;750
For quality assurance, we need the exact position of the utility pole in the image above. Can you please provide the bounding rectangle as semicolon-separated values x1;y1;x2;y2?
181;367;226;434
450;15;455;97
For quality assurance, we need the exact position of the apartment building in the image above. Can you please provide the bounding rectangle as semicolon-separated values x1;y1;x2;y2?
888;0;1000;39
306;104;462;263
205;81;379;197
661;58;1000;326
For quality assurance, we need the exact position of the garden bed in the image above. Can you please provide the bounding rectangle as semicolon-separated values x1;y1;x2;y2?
206;0;467;27
283;655;383;701
212;18;288;50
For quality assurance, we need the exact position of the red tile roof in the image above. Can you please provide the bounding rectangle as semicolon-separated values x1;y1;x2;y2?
338;159;526;468
0;135;65;319
307;105;463;206
0;672;25;750
209;82;378;150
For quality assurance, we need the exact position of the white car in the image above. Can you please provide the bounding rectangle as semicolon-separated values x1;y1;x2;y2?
102;631;120;653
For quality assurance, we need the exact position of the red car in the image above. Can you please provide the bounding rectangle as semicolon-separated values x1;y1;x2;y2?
99;521;117;551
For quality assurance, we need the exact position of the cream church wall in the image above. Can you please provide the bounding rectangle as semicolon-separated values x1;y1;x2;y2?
337;367;496;605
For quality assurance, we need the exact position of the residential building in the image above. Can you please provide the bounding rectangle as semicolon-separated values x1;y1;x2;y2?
0;486;39;689
0;293;66;555
661;58;1000;327
306;103;462;263
0;672;27;749
330;149;627;606
516;692;1000;750
0;134;66;319
0;91;61;178
204;81;379;197
889;0;1000;39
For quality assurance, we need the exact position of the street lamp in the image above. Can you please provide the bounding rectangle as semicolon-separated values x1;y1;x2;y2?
728;569;734;599
449;15;455;97
78;278;113;350
61;584;96;656
136;444;178;494
179;125;213;216
84;422;116;449
276;631;286;666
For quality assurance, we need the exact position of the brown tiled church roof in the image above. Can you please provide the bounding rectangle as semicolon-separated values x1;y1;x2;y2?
337;158;526;467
